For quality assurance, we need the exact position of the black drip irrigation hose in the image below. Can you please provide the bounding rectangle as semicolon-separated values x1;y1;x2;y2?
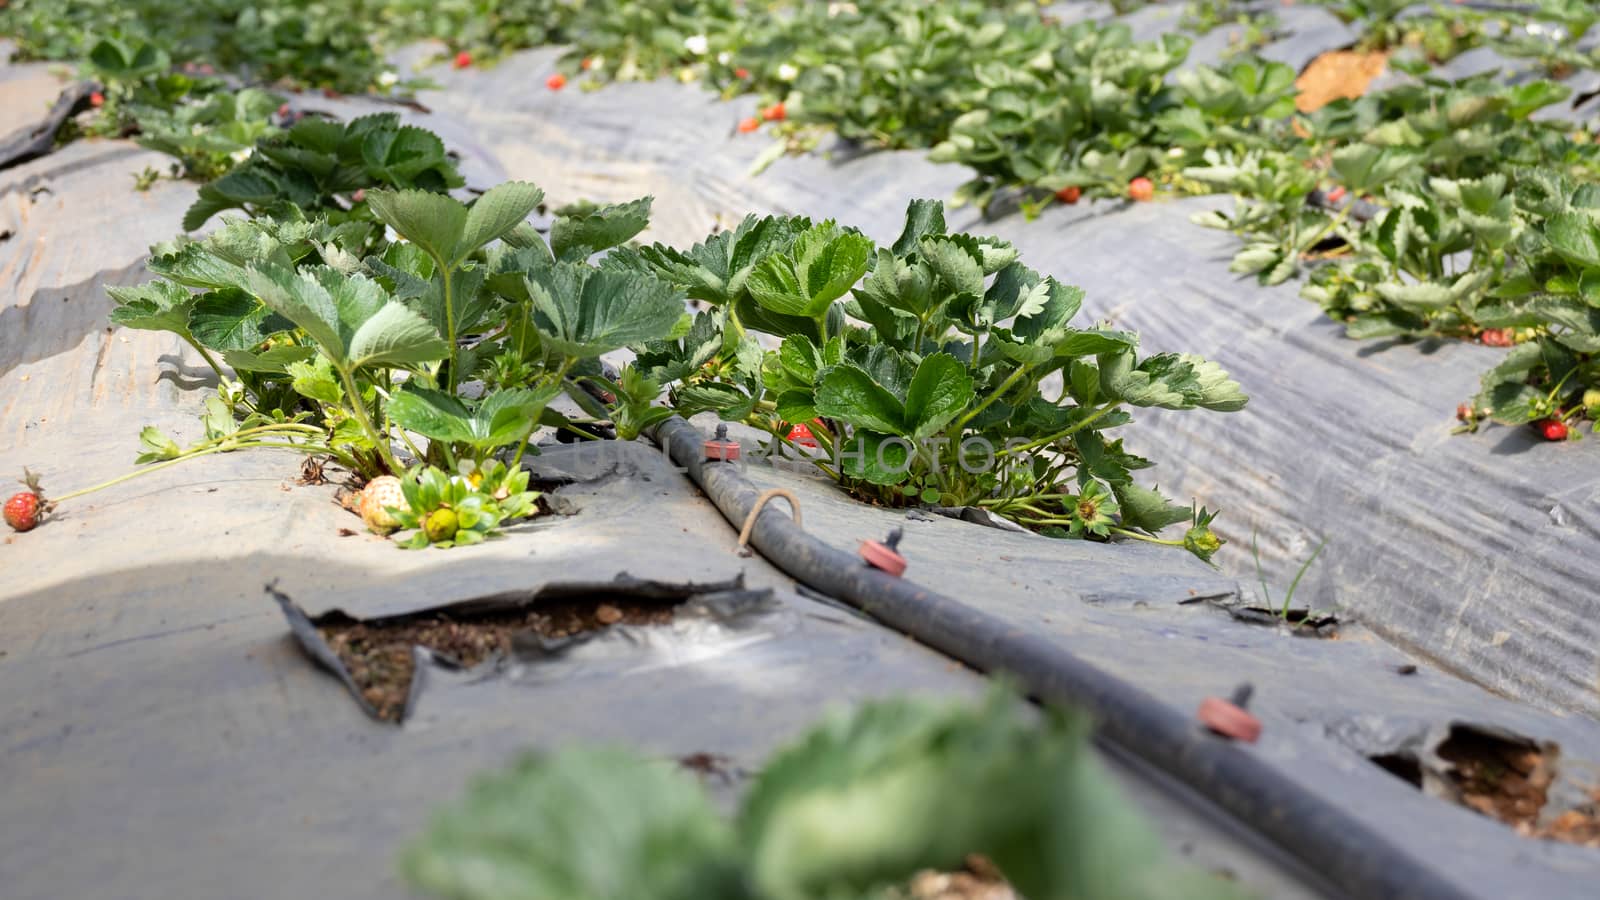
649;416;1472;900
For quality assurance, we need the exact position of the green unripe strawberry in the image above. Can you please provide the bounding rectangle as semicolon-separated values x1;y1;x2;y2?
424;508;459;543
1184;524;1223;561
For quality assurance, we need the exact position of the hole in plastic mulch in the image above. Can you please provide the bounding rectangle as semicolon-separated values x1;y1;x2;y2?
269;574;754;723
1367;724;1600;848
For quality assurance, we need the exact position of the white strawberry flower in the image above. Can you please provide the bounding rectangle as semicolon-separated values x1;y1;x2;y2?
777;62;799;82
684;34;709;56
717;51;732;66
378;71;399;88
229;148;251;163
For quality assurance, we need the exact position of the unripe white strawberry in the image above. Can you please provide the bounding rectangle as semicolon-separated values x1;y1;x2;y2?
359;476;407;534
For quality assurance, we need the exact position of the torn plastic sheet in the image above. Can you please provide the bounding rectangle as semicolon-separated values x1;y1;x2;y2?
271;574;786;722
0;80;97;172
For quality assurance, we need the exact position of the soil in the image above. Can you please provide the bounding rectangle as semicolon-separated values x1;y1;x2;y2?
1295;50;1389;113
1439;729;1552;826
1540;792;1600;848
1440;732;1600;848
317;596;680;721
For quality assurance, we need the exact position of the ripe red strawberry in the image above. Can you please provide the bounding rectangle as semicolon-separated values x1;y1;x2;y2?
276;102;291;117
762;102;786;122
4;469;45;533
735;67;751;79
1054;185;1081;204
1456;403;1473;422
546;72;567;91
1325;185;1346;204
89;91;104;108
1128;177;1155;202
737;116;760;133
1479;328;1514;347
454;50;473;69
787;423;818;448
1539;419;1569;441
580;57;594;71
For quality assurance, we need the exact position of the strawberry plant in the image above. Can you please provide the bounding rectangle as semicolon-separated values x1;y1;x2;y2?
1488;0;1599;77
379;0;572;65
622;200;1246;560
402;692;1247;900
1462;167;1600;433
930;20;1195;212
551;0;743;86
130;87;284;181
182;112;464;231
1181;0;1283;59
2;0;395;92
90;124;686;547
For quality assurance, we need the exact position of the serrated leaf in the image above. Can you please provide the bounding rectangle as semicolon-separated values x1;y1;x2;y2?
526;264;686;359
188;289;289;351
401;749;737;900
366;189;470;267
891;199;948;256
919;235;986;300
1113;482;1190;533
748;223;873;320
246;263;345;359
346;302;450;369
287;357;343;405
136;425;182;463
774;391;819;424
836;430;915;485
551;196;652;260
460;181;545;263
905;353;974;439
221;345;316;373
815;364;906;435
675;382;758;419
247;264;445;369
1099;350;1247;411
107;282;198;335
1546;211;1600;270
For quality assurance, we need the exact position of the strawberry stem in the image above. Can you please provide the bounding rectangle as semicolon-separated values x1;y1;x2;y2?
336;364;400;474
49;438;343;506
996;401;1124;457
1107;527;1183;548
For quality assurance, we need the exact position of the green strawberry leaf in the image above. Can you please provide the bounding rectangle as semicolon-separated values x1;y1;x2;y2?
551;196;653;260
188;288;291;351
748;222;873;320
905;353;975;439
815;363;907;435
524;263;686;359
107;281;199;335
402;749;738;900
